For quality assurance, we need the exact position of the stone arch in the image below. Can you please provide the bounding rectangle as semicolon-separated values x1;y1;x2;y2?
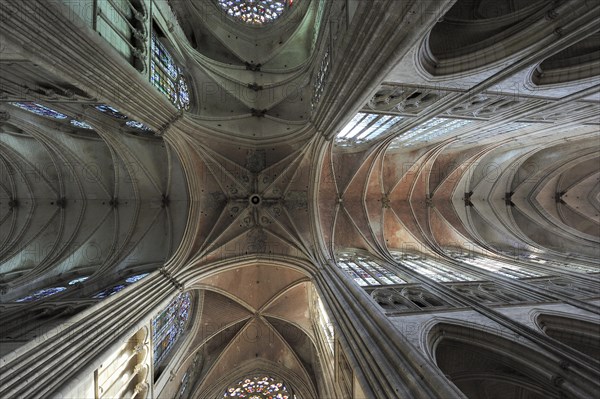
531;32;600;86
534;311;600;360
419;0;549;77
426;321;570;399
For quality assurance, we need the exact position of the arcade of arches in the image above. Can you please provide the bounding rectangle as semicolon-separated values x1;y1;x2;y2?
0;0;599;398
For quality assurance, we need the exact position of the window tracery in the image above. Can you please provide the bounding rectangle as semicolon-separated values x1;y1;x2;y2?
70;119;93;129
392;252;476;282
370;286;448;313
224;376;292;399
151;35;190;111
447;251;544;279
92;273;150;299
335;113;403;147
313;290;334;353
217;1;294;25
94;104;154;132
336;252;405;286
388;117;473;148
14;287;67;303
152;292;192;370
9;102;68;119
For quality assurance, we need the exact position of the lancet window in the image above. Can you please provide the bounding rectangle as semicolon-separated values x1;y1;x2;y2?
336;252;405;286
392;252;477;282
14;287;67;303
447;251;544;279
335;113;403;147
151;34;191;110
92;273;150;299
152;292;192;371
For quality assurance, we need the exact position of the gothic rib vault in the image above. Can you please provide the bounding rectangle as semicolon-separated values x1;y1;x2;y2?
0;0;599;398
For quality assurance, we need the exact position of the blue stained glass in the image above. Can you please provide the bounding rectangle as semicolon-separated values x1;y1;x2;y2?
68;276;89;285
95;104;128;119
10;102;68;120
15;287;67;303
125;120;152;131
70;119;93;129
178;78;190;110
224;376;291;398
151;35;178;80
150;35;191;111
92;284;127;299
125;273;149;284
217;0;292;25
152;292;192;367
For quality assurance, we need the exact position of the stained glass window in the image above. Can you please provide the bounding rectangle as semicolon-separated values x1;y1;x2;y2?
152;292;192;367
92;284;127;299
224;376;291;399
125;120;152;131
217;1;294;25
15;287;67;303
95;104;128;119
68;276;90;285
336;253;405;286
70;119;93;129
335;112;403;147
9;102;68;120
391;252;476;282
92;273;149;299
151;35;191;110
125;273;149;284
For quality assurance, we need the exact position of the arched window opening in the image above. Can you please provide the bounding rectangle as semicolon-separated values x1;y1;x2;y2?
532;32;600;86
370;286;449;313
446;251;544;280
92;273;150;299
335;112;403;147
391;252;477;282
311;286;334;353
432;324;565;399
424;0;549;76
94;104;154;133
217;1;295;25
537;314;600;360
151;32;191;111
223;375;294;398
14;287;67;303
152;292;193;379
388;117;473;149
336;252;405;286
9;102;68;119
525;254;600;274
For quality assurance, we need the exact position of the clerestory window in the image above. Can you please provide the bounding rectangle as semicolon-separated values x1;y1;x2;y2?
217;0;295;25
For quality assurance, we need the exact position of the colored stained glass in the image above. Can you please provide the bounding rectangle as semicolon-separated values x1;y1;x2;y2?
152;292;192;367
125;120;152;131
15;287;67;303
151;35;191;111
125;273;149;284
70;119;93;129
95;104;128;119
217;1;293;25
92;284;127;299
10;102;68;119
68;276;90;285
224;376;291;398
